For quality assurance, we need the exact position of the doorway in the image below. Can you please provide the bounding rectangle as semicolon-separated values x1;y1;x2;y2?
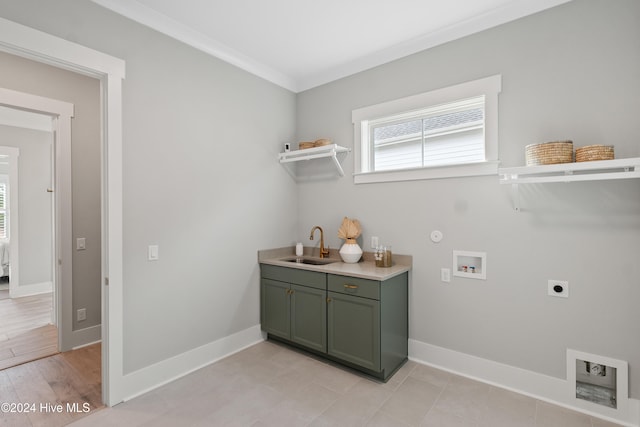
0;16;125;406
0;98;71;370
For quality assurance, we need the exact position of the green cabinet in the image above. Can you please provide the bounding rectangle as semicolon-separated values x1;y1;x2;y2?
326;273;408;380
261;265;326;353
261;278;291;339
327;291;380;371
290;284;326;352
260;264;408;381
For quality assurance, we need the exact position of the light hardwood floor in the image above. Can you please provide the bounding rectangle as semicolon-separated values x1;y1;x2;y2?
0;292;58;370
0;292;103;426
0;343;103;426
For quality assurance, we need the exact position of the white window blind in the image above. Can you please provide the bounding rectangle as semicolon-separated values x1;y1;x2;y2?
369;96;485;171
0;183;6;239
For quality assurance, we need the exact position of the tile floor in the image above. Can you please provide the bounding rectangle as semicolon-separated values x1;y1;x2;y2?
69;340;623;427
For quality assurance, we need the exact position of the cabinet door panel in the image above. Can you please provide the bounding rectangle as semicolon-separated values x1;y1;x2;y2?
291;284;326;352
327;291;380;371
261;279;290;339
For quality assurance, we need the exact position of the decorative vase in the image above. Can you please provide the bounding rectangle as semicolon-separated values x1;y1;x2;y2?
339;238;363;263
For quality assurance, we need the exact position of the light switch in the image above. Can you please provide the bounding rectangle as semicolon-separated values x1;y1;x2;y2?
148;245;159;261
76;238;86;251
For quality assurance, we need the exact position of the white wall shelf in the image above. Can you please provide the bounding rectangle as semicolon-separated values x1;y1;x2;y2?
498;157;640;211
279;144;351;180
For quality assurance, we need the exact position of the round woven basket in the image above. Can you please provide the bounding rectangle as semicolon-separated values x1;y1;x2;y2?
575;145;614;162
298;141;315;150
525;141;573;166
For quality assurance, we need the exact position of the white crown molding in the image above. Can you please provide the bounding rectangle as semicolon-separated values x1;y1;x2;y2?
297;0;573;91
91;0;298;92
92;0;571;93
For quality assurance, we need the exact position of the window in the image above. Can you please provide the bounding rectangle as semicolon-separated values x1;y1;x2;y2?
0;182;6;239
352;75;501;184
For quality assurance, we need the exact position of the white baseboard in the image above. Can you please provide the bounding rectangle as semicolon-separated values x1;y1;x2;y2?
409;339;640;427
68;324;101;350
71;338;102;350
121;325;264;402
9;281;52;298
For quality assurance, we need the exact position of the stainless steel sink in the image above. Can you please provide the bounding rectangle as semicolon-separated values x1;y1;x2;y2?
281;257;338;265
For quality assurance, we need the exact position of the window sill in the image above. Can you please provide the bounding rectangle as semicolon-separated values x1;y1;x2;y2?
353;160;500;184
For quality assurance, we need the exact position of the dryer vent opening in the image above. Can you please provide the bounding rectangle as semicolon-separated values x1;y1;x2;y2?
576;359;617;408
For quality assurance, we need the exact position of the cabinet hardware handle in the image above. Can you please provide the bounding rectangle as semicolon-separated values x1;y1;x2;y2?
344;284;358;289
326;297;332;303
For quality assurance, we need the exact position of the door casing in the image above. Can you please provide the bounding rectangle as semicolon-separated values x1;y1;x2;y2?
0;17;126;406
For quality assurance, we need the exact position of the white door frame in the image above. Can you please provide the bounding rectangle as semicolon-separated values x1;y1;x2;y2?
0;17;125;406
0;90;73;349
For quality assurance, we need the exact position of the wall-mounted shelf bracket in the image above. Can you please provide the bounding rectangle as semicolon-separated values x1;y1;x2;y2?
499;157;640;211
510;182;521;212
279;144;351;180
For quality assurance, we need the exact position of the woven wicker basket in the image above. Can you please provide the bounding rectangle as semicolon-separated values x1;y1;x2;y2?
575;145;614;162
298;141;315;150
525;141;574;166
314;138;332;147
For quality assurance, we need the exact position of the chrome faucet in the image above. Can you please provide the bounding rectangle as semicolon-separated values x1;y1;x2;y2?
309;226;330;258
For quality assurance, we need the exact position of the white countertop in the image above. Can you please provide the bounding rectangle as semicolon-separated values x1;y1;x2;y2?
258;246;411;281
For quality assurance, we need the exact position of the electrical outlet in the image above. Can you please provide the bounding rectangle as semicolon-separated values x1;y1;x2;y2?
548;280;569;298
371;236;379;248
77;308;87;321
441;268;451;283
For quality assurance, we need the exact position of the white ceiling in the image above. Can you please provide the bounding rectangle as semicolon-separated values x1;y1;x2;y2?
92;0;571;92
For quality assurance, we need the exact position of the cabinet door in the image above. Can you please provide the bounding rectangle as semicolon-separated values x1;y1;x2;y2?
327;291;380;371
261;279;290;340
290;284;326;352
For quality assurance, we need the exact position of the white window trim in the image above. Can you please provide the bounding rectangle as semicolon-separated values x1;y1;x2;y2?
352;74;502;184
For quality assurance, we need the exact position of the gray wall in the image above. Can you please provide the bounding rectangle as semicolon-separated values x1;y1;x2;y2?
0;52;102;331
0;0;297;373
296;0;640;397
0;125;53;287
